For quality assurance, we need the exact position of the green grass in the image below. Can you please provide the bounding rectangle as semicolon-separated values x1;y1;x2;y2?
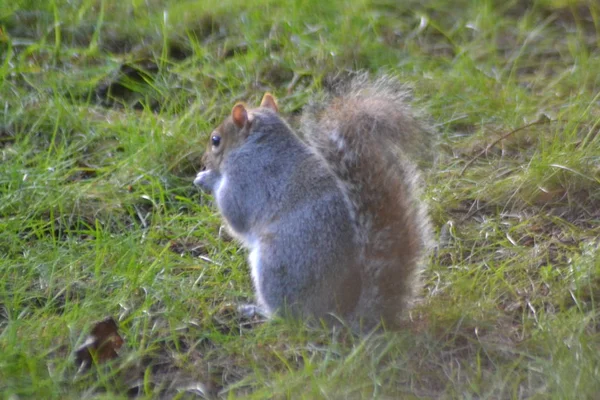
1;0;599;398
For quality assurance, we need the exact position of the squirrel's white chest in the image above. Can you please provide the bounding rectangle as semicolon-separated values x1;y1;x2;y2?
214;175;228;204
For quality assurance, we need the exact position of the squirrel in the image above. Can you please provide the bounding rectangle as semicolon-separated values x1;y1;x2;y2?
194;75;433;331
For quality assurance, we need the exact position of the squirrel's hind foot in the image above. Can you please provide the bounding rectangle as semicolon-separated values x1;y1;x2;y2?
237;303;270;319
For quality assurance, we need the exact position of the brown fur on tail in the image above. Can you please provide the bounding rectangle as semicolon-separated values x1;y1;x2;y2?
301;75;433;327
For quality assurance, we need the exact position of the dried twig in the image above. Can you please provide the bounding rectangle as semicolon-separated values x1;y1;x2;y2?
460;117;555;176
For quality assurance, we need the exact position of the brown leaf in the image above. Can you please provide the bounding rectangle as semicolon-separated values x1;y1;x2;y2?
74;317;124;369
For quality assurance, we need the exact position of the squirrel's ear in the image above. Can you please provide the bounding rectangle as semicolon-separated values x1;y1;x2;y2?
231;103;248;128
260;93;278;113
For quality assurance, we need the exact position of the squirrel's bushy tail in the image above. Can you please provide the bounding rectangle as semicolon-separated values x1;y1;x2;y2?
301;74;433;328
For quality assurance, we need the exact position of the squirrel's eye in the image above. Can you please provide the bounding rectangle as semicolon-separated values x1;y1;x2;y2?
211;135;221;147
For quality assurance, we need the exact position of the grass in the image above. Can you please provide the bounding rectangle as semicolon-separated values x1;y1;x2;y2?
1;0;599;398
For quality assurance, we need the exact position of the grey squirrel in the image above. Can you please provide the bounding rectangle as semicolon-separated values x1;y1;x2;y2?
194;75;433;331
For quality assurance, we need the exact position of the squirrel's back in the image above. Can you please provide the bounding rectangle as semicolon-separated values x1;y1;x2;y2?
301;75;433;328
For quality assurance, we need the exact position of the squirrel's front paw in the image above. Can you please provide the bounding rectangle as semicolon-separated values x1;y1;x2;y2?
194;170;217;193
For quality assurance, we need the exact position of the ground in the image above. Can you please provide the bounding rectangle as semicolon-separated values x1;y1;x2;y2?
0;0;599;398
